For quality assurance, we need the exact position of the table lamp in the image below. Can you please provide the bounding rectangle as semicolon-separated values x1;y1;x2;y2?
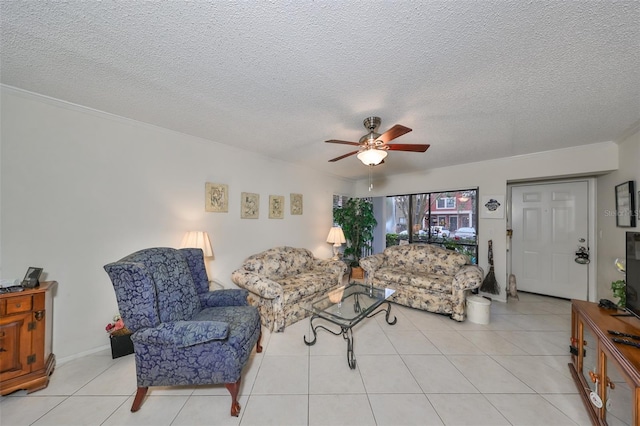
326;226;346;261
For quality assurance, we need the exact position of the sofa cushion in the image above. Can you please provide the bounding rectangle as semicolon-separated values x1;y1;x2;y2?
384;244;468;276
376;267;454;293
279;271;336;303
241;246;314;280
192;305;262;354
427;249;469;276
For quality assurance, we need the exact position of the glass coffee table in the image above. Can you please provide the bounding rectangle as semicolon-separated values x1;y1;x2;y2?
303;282;396;369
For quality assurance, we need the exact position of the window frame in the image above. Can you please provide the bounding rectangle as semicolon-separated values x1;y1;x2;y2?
384;188;479;264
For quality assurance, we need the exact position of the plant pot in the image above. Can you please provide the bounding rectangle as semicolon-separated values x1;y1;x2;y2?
350;266;365;280
110;332;134;359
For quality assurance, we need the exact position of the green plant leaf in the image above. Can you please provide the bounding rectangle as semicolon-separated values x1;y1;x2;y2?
333;198;377;265
611;279;626;307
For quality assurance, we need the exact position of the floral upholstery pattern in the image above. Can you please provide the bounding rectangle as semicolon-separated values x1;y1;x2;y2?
231;246;348;332
104;247;262;416
360;244;483;321
179;248;248;308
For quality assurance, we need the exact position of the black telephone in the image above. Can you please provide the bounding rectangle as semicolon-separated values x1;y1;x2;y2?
598;299;619;310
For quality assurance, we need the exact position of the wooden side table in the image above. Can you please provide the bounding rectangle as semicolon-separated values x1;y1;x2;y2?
569;299;640;424
0;281;56;395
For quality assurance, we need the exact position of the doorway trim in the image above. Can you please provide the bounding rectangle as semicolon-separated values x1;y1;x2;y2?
507;177;597;302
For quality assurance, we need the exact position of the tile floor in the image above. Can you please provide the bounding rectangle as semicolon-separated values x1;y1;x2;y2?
1;292;594;426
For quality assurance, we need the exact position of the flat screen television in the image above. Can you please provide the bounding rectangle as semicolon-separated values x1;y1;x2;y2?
625;231;640;319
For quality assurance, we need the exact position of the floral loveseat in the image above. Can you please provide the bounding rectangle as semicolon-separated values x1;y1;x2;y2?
231;246;348;332
359;243;483;321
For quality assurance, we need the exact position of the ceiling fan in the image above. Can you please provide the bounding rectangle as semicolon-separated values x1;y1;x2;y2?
326;116;430;165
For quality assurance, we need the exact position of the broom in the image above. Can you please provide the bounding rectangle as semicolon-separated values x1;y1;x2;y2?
480;240;500;294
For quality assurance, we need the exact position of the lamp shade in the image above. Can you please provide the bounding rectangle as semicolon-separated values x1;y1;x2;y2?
326;227;346;245
357;148;387;166
328;286;345;304
180;231;214;257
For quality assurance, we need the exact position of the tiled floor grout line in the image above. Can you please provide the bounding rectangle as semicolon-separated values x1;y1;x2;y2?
0;293;590;425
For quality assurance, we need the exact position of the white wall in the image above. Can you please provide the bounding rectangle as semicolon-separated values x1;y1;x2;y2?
596;126;640;301
0;87;354;360
355;142;619;302
2;84;635;359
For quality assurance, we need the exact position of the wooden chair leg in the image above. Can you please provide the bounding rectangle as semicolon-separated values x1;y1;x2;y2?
256;330;263;353
131;386;148;412
225;378;242;417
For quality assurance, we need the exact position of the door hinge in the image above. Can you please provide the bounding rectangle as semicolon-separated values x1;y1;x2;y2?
28;321;37;331
27;354;36;364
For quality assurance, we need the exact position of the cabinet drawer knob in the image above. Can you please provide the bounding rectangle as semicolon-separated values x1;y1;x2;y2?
35;310;45;321
0;347;6;352
588;370;599;383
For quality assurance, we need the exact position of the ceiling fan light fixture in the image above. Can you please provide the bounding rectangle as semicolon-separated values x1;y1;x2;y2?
357;148;387;165
326;116;427;164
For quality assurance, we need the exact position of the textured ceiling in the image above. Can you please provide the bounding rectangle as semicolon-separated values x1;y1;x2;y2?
1;1;639;180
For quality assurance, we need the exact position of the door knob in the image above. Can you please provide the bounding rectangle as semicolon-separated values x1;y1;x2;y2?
575;246;590;264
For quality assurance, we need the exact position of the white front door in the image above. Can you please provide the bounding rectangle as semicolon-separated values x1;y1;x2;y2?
511;181;589;300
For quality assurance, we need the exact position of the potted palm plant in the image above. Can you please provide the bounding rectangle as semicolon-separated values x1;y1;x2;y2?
333;198;377;279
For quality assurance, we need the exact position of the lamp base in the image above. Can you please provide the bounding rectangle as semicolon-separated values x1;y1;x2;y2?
332;245;341;261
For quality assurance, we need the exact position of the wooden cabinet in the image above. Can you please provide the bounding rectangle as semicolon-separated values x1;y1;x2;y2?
0;281;56;395
570;300;640;425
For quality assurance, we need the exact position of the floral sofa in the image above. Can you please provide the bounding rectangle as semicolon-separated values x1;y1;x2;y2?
359;243;483;321
231;246;348;332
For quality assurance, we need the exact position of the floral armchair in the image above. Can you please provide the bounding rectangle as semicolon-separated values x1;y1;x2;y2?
231;246;348;332
360;243;483;321
104;247;262;417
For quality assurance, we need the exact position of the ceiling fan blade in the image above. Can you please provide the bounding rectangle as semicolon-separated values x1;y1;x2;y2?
386;144;430;152
328;151;359;162
377;124;412;143
325;139;360;146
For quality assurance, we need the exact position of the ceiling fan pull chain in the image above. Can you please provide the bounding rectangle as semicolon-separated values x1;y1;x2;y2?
369;165;373;191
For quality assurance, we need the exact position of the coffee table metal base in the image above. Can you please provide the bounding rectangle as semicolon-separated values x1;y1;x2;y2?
303;301;396;369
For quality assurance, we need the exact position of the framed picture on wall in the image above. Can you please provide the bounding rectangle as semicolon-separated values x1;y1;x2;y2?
205;183;228;212
241;192;259;219
290;193;303;215
269;195;284;219
615;180;636;227
21;267;43;288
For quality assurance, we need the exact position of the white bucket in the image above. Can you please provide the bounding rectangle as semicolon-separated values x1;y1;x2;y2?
467;295;491;324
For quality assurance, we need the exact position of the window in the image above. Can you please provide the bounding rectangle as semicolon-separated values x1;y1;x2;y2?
436;197;456;209
332;194;350;223
385;188;478;263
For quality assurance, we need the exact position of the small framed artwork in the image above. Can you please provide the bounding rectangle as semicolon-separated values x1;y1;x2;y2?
480;195;505;219
269;195;284;219
241;192;260;219
21;267;43;288
205;183;228;212
290;193;303;215
615;180;636;227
